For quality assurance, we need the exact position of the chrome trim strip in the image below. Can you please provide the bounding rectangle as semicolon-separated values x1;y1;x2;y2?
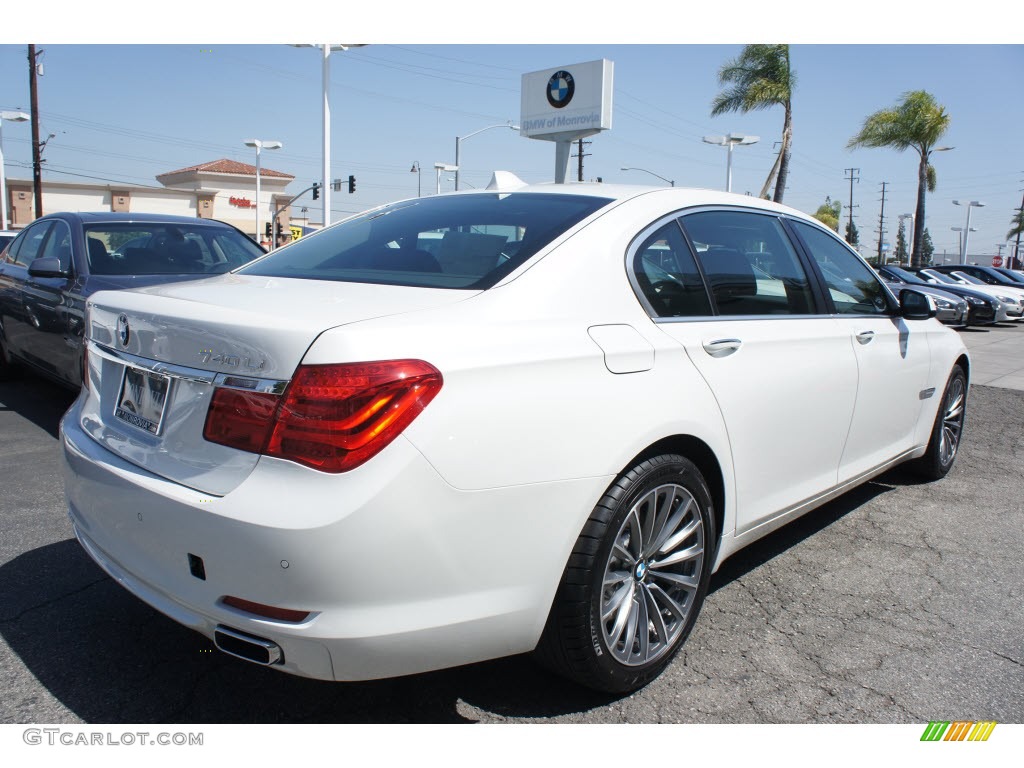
91;342;289;393
91;342;215;384
733;447;920;542
213;373;289;395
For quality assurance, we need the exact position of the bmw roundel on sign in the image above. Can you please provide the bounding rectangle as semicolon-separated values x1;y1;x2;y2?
546;71;575;108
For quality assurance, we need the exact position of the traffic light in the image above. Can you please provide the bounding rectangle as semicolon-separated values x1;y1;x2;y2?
348;175;356;194
264;222;272;239
312;182;320;200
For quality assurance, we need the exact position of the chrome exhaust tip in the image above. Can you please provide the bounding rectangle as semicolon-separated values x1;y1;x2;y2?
213;625;283;666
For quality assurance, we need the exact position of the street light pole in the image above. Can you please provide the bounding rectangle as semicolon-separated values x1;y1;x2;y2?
454;122;518;191
897;213;914;264
953;200;984;265
703;133;760;193
410;161;421;198
0;110;30;231
244;139;282;244
620;167;674;186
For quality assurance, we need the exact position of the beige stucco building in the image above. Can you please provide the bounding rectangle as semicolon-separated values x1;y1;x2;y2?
5;159;307;243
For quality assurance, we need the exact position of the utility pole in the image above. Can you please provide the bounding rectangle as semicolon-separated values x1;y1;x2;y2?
876;181;888;263
572;139;591;182
27;45;43;219
844;168;860;244
1014;183;1024;269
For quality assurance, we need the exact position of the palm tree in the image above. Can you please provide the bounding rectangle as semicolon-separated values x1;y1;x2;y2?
847;91;951;268
711;44;795;203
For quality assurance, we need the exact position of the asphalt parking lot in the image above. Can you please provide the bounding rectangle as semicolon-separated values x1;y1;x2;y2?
1;324;1022;724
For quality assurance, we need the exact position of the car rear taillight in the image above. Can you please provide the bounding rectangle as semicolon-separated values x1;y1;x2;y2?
203;360;443;473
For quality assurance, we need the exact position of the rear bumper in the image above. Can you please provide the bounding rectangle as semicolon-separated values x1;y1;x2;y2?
60;398;609;681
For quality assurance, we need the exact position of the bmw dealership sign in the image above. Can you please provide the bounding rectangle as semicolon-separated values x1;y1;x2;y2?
521;59;613;141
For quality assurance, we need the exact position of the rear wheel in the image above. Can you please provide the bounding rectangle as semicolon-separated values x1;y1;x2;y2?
913;366;967;480
0;332;19;381
535;454;715;693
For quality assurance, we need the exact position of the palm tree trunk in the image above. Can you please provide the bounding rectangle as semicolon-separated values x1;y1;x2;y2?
911;154;928;268
773;106;793;204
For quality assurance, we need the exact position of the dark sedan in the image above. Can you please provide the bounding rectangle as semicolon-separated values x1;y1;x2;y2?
875;268;968;326
931;263;1024;291
0;212;265;389
877;265;1000;326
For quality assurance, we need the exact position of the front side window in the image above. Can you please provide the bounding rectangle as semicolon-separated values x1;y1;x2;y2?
240;193;612;289
37;220;73;270
792;221;894;315
8;221;52;267
679;210;815;316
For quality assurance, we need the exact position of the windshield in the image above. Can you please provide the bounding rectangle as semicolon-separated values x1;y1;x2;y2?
883;266;927;285
996;268;1024;283
921;270;958;285
85;222;264;276
952;272;986;285
240;193;613;289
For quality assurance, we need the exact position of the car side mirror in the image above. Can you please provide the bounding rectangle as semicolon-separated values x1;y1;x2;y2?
900;288;937;320
28;256;72;278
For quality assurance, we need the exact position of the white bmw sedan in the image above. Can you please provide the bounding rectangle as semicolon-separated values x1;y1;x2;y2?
61;181;969;693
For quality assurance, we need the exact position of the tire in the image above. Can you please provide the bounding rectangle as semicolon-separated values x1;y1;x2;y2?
912;366;967;480
0;332;19;382
535;454;716;693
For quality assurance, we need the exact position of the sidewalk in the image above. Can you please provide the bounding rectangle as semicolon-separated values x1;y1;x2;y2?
956;321;1024;390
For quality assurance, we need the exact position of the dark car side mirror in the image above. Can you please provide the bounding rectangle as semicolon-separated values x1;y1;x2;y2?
28;256;72;278
900;288;937;320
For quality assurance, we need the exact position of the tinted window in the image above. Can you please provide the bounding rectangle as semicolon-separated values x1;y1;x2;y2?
632;222;712;317
680;210;815;316
793;221;893;315
84;223;263;275
37;220;73;270
240;193;612;289
8;222;52;267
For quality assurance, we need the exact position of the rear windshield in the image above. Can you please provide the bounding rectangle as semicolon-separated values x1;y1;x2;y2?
85;223;265;276
239;193;613;289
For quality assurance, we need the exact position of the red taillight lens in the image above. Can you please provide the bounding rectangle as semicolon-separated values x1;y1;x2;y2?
203;360;443;473
204;388;280;453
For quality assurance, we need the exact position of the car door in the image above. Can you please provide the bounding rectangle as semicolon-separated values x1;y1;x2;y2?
789;220;932;481
631;209;859;535
20;219;78;382
0;220;53;361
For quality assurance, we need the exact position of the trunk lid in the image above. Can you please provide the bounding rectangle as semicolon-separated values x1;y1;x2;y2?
81;274;475;495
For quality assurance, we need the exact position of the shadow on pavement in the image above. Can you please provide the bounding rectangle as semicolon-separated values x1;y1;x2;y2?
0;377;76;439
2;475;898;724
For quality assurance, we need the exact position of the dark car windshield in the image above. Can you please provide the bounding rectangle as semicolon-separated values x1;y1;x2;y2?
239;193;613;289
883;266;928;285
85;223;264;276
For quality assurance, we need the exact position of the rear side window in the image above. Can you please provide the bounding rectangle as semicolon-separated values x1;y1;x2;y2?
680;210;815;316
240;193;613;289
632;222;712;317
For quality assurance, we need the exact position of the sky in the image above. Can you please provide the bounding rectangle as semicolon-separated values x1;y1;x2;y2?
1;4;1021;261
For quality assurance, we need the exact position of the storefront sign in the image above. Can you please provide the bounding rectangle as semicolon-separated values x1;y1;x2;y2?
229;196;255;209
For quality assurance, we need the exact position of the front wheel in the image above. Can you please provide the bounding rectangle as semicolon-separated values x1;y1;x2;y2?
535;454;716;693
913;366;967;480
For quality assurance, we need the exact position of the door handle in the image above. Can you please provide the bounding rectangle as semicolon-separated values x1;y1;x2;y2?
855;330;875;345
702;338;742;358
